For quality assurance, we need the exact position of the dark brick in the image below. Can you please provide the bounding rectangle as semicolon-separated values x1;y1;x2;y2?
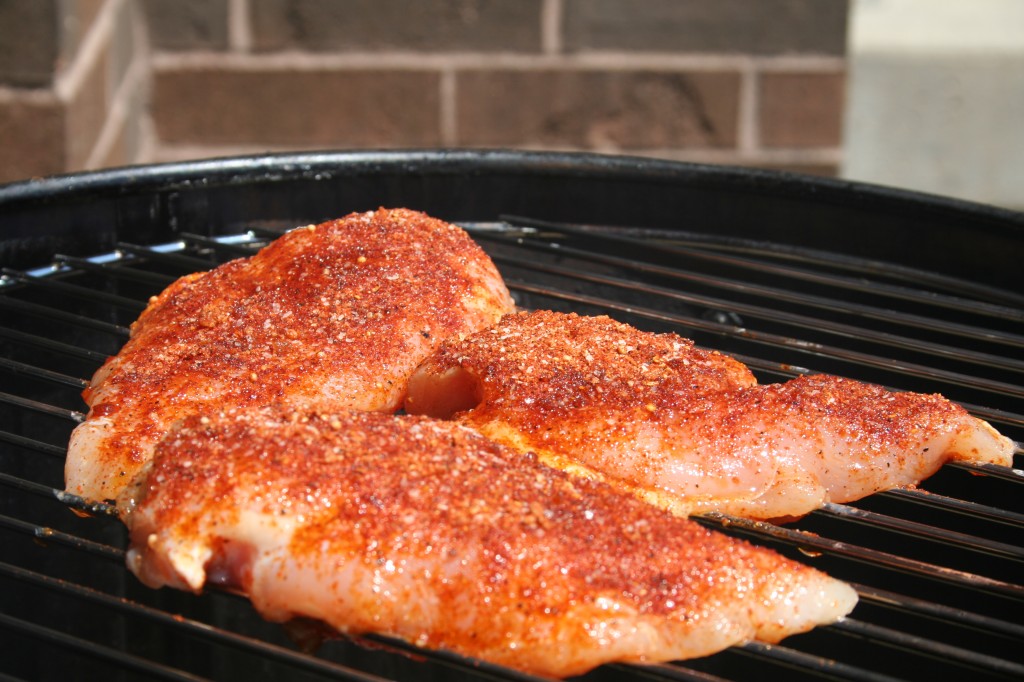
0;95;65;182
0;0;60;87
456;69;740;149
759;72;845;148
563;0;849;56
153;67;442;146
141;0;229;51
251;0;542;53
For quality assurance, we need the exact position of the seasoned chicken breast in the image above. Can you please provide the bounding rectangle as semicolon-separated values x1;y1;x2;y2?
67;208;515;503
119;408;857;678
405;310;1014;520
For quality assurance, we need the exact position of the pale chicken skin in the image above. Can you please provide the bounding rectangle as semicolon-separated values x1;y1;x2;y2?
67;208;515;503
119;408;857;678
405;310;1015;520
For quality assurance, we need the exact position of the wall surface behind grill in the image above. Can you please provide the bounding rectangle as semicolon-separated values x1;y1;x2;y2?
0;0;848;184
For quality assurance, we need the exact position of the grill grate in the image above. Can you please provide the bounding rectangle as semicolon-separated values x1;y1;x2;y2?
1;215;1021;682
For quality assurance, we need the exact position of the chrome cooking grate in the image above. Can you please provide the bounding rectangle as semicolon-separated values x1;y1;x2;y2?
1;217;1021;681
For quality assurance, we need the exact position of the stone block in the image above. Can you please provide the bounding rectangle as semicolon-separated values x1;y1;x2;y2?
456;69;740;149
563;0;849;55
251;0;542;52
153;66;442;146
0;95;65;182
0;0;60;86
759;72;845;148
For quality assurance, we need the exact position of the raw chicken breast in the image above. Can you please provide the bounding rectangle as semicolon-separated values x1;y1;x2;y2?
67;208;515;503
405;310;1014;520
119;408;857;678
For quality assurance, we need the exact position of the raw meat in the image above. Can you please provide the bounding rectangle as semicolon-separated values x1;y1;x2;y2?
66;208;515;502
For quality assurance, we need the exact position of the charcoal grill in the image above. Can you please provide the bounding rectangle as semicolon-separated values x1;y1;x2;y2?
0;150;1021;681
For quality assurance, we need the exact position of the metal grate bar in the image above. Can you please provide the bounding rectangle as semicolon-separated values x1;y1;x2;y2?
0;327;113;363
358;634;553;682
733;640;905;682
0;431;67;458
698;513;1024;600
506;279;1024;401
830;618;1024;678
852;583;1024;641
0;357;88;389
959;406;1023;433
0;562;393;682
1;221;1019;682
490;250;1024;374
0;472;118;518
606;662;734;682
816;503;1024;561
116;242;221;272
0;612;209;681
480;230;1024;351
496;218;1024;321
948;461;1024;484
52;253;178;287
180;232;268;258
881;489;1024;528
0;268;147;312
0;296;129;337
0;515;124;563
486;218;1024;310
0;391;83;422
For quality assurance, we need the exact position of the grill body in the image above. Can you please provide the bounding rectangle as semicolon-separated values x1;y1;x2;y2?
0;150;1021;681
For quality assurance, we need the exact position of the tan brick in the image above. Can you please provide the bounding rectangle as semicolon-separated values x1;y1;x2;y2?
759;72;846;148
456;70;739;149
563;0;849;56
251;0;543;53
152;67;442;147
0;95;66;183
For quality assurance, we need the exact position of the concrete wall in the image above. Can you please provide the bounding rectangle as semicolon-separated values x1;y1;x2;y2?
843;0;1024;211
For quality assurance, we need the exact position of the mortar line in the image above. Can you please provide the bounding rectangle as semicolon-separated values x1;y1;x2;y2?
150;51;845;73
738;59;759;154
54;0;123;102
84;57;146;170
440;69;458;146
542;0;563;55
228;0;253;53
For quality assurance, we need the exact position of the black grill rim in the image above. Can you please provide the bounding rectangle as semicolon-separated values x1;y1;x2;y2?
2;149;1023;290
1;150;1022;682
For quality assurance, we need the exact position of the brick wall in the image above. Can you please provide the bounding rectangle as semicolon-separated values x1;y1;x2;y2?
0;0;849;184
0;0;149;183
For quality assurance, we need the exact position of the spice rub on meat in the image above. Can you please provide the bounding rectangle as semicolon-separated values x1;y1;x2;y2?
67;208;515;503
119;408;857;679
405;310;1014;520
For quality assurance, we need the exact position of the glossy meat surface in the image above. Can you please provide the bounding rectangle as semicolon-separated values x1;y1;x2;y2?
67;208;515;502
120;408;857;678
405;310;1014;520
